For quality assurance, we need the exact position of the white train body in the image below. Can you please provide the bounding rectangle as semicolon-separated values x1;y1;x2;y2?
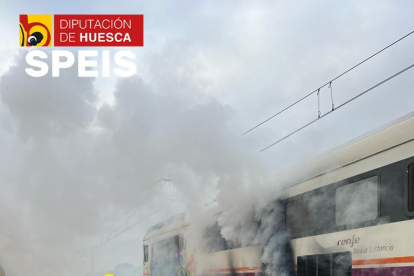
143;113;414;276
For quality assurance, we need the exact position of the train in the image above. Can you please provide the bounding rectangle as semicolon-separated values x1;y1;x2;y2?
143;112;414;276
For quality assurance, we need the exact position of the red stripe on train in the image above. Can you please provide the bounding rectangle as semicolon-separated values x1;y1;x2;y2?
202;266;261;273
353;256;414;265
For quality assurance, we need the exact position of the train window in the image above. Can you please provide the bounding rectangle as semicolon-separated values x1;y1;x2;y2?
286;190;334;236
297;256;307;276
286;198;315;235
143;245;149;263
408;164;414;212
297;252;351;276
318;254;331;276
332;252;352;276
307;255;317;276
202;223;229;252
335;176;378;226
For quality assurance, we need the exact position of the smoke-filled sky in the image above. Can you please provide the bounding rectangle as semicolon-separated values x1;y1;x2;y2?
1;1;414;275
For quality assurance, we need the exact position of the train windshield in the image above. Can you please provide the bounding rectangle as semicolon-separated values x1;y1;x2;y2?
151;235;183;276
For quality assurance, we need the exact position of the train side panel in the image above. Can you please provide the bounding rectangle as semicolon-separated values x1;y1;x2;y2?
292;220;414;275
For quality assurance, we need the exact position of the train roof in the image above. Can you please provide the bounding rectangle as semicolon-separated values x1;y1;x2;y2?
278;111;414;198
143;201;223;241
144;213;187;241
143;112;414;234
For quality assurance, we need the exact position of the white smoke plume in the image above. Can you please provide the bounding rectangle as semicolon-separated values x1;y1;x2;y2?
2;2;414;275
217;193;295;276
0;49;272;276
106;263;140;276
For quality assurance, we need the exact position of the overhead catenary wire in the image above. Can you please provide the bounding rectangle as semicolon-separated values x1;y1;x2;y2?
260;62;414;152
95;197;218;254
242;29;414;136
79;179;175;253
80;199;177;253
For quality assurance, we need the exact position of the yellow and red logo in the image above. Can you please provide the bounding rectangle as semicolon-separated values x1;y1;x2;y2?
19;14;52;47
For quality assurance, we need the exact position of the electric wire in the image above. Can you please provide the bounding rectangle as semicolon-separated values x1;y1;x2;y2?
260;62;414;152
80;198;177;253
242;29;414;136
79;179;175;253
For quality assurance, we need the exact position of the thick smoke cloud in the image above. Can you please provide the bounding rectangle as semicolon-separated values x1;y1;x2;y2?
1;53;96;140
106;263;140;276
0;49;269;276
217;196;294;276
1;1;414;275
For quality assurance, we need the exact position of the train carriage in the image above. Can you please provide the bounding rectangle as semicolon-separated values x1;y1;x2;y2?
143;112;414;276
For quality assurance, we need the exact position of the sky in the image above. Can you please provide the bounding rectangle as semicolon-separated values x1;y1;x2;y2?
1;1;414;276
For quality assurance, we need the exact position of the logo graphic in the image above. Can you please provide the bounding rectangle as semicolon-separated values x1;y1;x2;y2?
22;14;143;77
19;14;52;47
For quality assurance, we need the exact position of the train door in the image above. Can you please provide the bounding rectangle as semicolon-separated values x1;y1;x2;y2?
150;235;186;276
297;252;351;276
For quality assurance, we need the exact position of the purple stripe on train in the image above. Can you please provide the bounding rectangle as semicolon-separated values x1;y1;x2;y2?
199;274;258;276
353;266;414;275
202;267;414;276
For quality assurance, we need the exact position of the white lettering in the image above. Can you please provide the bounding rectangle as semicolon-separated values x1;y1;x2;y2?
25;50;49;77
52;51;75;77
113;50;136;77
